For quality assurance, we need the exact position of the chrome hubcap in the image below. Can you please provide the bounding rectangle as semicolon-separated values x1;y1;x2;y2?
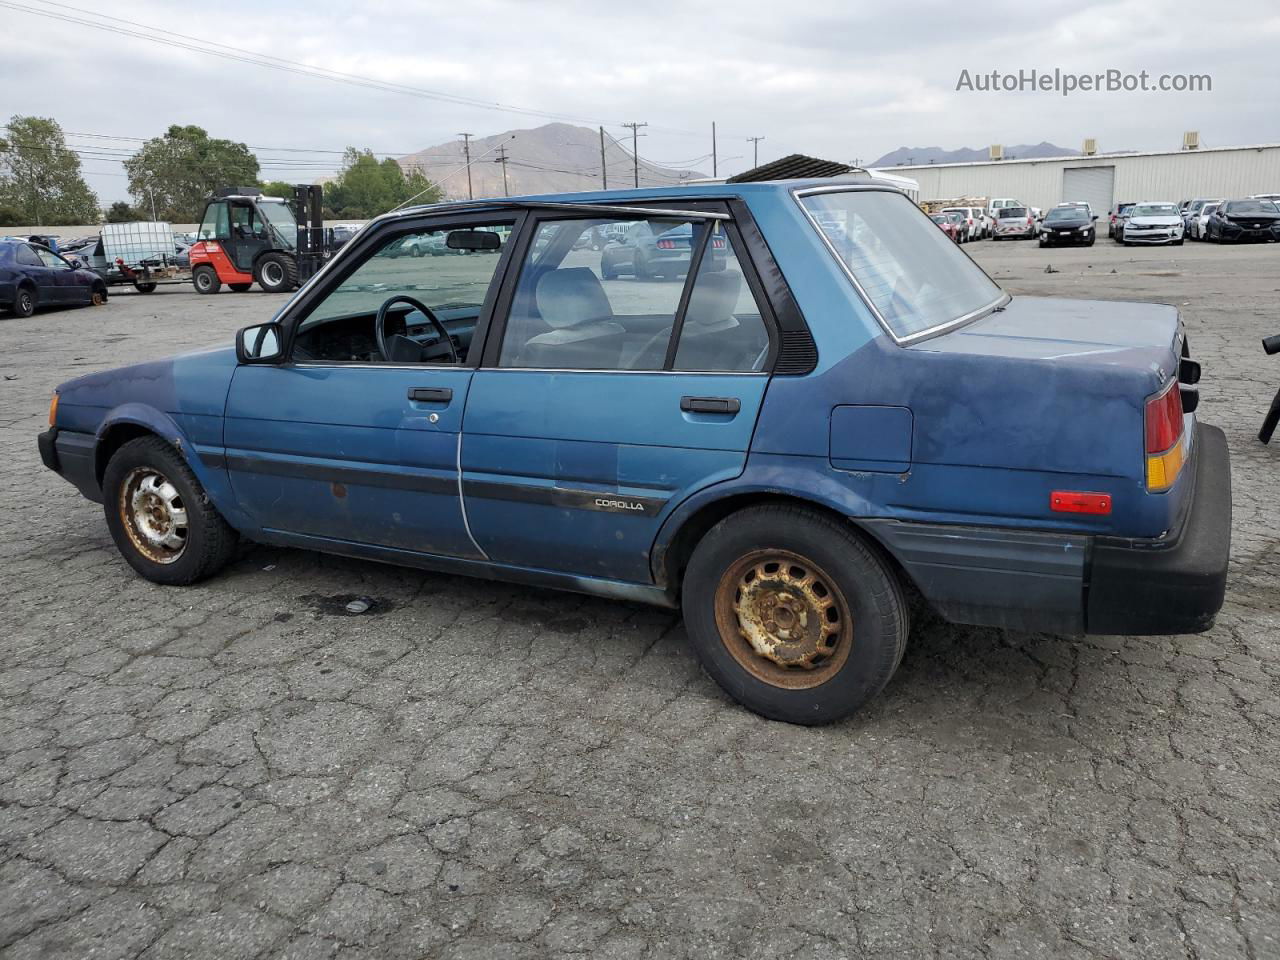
120;468;188;563
263;262;283;285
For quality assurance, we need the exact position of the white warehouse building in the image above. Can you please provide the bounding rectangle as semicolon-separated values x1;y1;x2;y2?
878;142;1280;214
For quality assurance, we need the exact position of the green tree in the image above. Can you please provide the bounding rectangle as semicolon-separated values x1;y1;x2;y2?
123;125;259;222
105;200;138;223
0;116;100;225
258;180;298;200
324;148;440;218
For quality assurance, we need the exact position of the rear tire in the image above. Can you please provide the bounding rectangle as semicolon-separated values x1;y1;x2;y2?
102;436;238;585
681;505;908;725
193;265;221;294
12;285;35;317
254;252;298;293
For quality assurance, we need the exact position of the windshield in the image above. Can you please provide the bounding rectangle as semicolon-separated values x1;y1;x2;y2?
1132;203;1179;217
1046;208;1082;221
799;189;1004;341
1225;200;1280;214
257;201;298;248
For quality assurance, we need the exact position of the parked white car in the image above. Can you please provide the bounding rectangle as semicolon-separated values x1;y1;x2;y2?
1190;200;1224;240
940;206;985;241
1122;202;1185;245
987;198;1020;220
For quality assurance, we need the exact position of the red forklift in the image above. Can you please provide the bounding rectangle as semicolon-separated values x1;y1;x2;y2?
188;185;329;294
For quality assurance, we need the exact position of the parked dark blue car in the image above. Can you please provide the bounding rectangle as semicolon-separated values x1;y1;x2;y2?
2;238;109;317
38;178;1231;724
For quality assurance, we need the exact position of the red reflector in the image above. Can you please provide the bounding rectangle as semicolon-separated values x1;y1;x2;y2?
657;239;674;249
712;237;726;248
1145;382;1183;453
1050;491;1112;515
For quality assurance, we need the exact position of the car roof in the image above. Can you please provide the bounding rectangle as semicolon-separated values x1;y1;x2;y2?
390;174;907;219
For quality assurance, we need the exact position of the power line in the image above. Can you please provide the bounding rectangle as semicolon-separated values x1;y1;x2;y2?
2;0;619;128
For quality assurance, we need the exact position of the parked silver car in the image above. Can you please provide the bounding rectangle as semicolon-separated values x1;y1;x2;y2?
1122;202;1185;246
992;206;1036;239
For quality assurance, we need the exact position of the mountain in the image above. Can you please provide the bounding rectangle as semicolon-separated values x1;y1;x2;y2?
871;142;1078;167
398;123;708;200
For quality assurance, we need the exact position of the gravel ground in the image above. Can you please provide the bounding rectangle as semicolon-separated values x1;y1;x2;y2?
1;238;1278;959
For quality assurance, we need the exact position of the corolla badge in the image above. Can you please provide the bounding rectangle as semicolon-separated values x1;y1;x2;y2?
594;497;647;512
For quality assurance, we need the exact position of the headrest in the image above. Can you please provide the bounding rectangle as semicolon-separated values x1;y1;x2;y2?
536;268;614;329
686;268;742;325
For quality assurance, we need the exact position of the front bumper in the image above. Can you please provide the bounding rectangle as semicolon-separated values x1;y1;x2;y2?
1042;230;1092;244
1219;224;1280;241
864;424;1231;636
1124;230;1182;244
1087;424;1231;634
39;427;103;503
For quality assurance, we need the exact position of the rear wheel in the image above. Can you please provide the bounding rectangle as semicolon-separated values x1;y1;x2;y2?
11;285;35;317
682;506;908;725
193;265;221;294
255;253;298;293
102;437;238;585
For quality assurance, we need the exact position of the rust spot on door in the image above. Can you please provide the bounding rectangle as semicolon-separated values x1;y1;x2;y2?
331;482;347;499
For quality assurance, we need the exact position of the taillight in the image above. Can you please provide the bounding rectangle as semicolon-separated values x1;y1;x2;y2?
1145;380;1186;492
656;239;675;250
1027;217;1033;225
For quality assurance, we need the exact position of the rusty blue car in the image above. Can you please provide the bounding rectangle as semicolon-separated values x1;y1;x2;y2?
38;176;1231;724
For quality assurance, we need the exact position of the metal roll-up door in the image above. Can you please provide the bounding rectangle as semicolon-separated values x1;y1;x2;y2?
1062;166;1115;216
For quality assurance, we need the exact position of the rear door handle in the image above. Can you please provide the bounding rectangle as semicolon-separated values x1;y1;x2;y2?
408;387;452;403
680;396;740;415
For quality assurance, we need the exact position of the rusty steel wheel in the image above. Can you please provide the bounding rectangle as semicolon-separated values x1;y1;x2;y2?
682;505;908;725
713;549;853;689
90;289;106;306
118;467;189;564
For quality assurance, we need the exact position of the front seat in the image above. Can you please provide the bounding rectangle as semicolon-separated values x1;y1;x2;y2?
520;268;625;369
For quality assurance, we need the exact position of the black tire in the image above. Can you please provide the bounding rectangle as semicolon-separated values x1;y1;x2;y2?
228;283;252;292
681;505;908;725
133;281;158;293
11;284;36;318
254;252;298;293
102;436;238;586
193;265;221;294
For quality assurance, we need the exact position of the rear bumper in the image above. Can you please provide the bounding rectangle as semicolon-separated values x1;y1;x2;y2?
1086;424;1231;634
863;424;1231;636
39;427;102;503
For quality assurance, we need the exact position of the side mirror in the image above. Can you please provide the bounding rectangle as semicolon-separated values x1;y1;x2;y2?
447;229;501;252
236;322;284;364
1091;214;1099;220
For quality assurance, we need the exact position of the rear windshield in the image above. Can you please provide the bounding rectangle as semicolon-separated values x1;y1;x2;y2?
997;207;1027;218
799;189;1005;341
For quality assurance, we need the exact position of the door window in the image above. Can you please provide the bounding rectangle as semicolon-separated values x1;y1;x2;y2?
499;216;721;370
35;248;69;269
199;202;230;241
291;223;511;364
16;244;44;267
672;234;770;372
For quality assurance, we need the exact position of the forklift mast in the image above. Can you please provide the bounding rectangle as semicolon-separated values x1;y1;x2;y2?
293;185;327;281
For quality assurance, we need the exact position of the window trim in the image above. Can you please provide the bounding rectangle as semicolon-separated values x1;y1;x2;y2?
481;201;776;374
277;211;525;368
793;184;1009;346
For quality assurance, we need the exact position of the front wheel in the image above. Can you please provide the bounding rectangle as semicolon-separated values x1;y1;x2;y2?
102;437;238;585
133;281;157;293
681;506;908;725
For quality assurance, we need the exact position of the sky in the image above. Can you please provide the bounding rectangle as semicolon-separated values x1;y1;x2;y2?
5;0;1280;205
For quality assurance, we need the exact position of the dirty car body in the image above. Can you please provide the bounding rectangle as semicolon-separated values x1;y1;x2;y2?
39;176;1233;724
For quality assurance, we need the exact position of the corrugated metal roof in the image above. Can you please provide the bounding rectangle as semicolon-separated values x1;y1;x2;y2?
885;142;1280;172
727;154;856;183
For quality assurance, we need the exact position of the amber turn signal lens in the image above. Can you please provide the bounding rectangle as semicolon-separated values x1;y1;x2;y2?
48;392;59;427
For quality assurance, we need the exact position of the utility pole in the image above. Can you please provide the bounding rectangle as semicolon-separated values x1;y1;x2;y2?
622;121;647;188
599;126;608;190
494;145;509;197
747;136;765;169
712;122;717;178
458;132;474;199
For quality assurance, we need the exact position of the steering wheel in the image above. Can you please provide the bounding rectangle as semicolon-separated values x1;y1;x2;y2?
374;295;459;364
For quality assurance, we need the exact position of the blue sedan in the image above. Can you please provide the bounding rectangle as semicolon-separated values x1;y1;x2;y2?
37;178;1231;724
1;238;108;316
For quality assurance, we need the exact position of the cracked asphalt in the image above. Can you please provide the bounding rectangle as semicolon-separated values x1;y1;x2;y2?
2;239;1278;959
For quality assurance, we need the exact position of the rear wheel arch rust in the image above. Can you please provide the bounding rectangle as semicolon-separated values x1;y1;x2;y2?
657;492;917;604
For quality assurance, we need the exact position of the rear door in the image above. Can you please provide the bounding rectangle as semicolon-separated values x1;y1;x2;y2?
460;207;776;584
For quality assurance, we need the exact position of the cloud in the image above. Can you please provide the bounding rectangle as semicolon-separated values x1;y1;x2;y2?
4;0;1277;203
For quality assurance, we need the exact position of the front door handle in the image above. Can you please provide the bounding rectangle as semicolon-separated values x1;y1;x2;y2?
680;396;740;415
408;387;452;403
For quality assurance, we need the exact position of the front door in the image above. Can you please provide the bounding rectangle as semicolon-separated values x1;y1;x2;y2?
461;211;775;584
223;217;517;558
16;243;55;303
35;246;81;302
